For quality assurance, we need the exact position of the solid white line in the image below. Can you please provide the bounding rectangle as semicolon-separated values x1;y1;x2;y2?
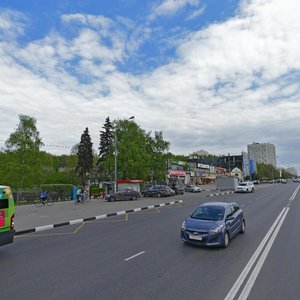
224;207;287;300
289;185;300;201
238;207;289;299
124;251;145;261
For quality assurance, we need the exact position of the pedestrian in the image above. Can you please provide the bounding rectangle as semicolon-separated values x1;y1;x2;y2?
76;187;81;204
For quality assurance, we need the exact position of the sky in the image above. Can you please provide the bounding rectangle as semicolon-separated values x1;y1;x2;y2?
0;0;299;173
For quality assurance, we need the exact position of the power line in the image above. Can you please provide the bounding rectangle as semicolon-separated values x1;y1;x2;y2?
0;139;72;149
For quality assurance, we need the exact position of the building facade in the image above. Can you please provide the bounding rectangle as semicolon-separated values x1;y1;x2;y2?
247;142;277;167
286;167;297;176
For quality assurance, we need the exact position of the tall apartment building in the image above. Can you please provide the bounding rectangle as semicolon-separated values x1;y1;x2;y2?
247;142;277;167
286;167;297;176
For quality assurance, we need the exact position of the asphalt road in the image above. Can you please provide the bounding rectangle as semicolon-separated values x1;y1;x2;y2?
1;183;299;300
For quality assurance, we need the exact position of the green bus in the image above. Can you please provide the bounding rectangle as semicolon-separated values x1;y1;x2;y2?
0;185;15;246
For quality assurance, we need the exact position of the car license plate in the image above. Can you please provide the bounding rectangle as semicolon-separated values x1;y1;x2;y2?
189;234;202;241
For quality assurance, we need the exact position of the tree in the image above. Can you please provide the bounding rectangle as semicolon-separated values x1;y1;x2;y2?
97;117;114;181
76;127;93;185
99;117;113;159
112;119;151;180
4;115;43;190
5;114;43;152
146;131;170;183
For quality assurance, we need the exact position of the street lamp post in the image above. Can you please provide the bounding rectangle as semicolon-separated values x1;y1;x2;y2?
114;131;117;193
114;116;135;193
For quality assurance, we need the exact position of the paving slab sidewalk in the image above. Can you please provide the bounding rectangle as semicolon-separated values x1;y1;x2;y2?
14;184;217;232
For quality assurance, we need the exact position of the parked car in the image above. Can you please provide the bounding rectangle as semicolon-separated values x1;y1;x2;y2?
184;185;202;193
105;188;142;201
293;178;300;183
281;179;287;184
235;181;254;193
169;185;184;195
180;202;245;248
141;185;175;197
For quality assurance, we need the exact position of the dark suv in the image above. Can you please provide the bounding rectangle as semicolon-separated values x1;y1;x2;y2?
142;185;175;197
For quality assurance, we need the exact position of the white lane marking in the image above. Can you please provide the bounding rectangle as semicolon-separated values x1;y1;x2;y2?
289;185;300;201
124;251;146;261
238;207;289;299
224;207;287;300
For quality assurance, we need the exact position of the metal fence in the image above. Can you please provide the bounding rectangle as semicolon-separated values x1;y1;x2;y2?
13;188;72;206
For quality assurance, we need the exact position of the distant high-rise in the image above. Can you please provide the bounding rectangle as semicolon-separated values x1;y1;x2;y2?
247;142;276;167
286;167;297;176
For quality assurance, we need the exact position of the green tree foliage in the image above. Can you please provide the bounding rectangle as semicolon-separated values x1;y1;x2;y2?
99;117;113;159
99;119;170;183
4;115;43;189
113;119;151;180
256;162;279;179
146;131;170;182
76;127;93;185
5;115;43;152
97;117;114;181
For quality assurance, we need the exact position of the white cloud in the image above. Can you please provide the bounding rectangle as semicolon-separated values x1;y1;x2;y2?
0;9;27;39
0;0;300;172
154;0;201;16
185;6;205;20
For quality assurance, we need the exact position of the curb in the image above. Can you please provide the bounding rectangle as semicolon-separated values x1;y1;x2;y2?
15;200;184;236
206;191;235;197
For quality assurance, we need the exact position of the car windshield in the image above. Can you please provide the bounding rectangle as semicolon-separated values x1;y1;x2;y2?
191;206;225;221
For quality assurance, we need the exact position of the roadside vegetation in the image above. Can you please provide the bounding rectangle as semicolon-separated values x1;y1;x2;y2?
0;115;293;201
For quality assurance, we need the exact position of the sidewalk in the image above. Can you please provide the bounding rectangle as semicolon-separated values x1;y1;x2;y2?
14;184;217;233
14;197;183;233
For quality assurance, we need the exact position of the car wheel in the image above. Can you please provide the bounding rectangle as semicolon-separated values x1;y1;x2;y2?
223;231;230;248
157;192;162;197
240;220;246;233
110;196;116;202
132;195;137;200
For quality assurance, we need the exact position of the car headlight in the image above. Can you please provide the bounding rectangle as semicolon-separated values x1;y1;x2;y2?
210;225;225;234
181;221;187;231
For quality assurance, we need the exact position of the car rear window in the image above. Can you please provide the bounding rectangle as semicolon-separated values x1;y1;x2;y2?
0;199;9;209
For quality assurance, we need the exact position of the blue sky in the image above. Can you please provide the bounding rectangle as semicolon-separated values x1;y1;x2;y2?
0;0;299;173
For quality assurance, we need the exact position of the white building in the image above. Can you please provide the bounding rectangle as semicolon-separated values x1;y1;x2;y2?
286;167;297;176
247;142;277;167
